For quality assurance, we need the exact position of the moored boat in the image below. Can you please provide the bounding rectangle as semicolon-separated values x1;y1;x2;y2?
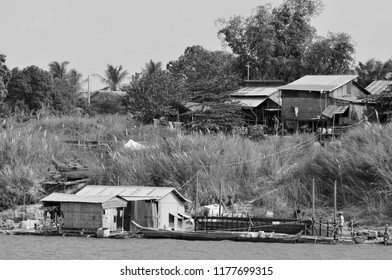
132;221;302;243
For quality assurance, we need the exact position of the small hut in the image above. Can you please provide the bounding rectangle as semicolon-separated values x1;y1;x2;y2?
40;193;127;232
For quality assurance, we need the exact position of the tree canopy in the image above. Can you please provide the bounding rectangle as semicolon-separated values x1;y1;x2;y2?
217;0;356;81
355;58;392;87
95;64;129;91
167;45;241;102
5;65;81;115
124;70;184;123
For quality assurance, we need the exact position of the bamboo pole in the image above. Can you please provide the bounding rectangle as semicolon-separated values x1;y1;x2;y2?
219;180;223;217
334;180;337;225
312;178;315;220
195;171;199;217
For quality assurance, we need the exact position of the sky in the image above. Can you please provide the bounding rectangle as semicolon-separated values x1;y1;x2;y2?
1;0;391;90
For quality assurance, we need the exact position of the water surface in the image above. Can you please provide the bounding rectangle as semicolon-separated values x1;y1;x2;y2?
1;235;391;260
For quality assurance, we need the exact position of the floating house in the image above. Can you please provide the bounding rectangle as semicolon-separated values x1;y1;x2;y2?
40;193;128;232
41;186;191;233
279;75;371;133
76;185;190;232
230;80;285;127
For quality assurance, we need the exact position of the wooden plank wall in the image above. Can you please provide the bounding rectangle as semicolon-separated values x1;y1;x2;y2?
282;91;328;120
61;202;103;230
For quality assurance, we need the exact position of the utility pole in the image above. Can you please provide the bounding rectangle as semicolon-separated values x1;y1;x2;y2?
246;63;250;80
87;75;91;106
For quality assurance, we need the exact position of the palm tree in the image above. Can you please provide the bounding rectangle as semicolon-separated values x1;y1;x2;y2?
94;64;129;91
48;61;69;80
67;69;83;90
142;59;162;75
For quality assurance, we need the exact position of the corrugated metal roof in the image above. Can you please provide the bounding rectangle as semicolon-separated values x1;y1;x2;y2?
233;97;267;108
231;86;279;97
279;75;358;92
40;193;116;204
332;96;365;104
76;185;191;203
366;80;392;95
322;105;349;118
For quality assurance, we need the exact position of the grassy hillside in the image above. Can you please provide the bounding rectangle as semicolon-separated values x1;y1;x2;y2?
1;115;392;225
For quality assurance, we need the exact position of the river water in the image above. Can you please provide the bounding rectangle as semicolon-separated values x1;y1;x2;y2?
0;234;391;260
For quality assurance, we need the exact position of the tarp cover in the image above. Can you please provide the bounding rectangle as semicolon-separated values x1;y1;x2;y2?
124;139;146;150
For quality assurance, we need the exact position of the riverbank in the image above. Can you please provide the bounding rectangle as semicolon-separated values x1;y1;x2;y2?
1;115;392;223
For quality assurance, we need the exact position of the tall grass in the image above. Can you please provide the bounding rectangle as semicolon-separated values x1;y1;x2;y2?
1;115;392;221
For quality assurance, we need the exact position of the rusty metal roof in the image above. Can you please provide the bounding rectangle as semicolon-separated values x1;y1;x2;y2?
76;185;191;203
322;105;349;118
231;86;279;97
233;97;267;108
366;80;392;95
40;193;118;204
279;75;358;92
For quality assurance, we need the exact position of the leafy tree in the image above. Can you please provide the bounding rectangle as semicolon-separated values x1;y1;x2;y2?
0;53;12;101
142;59;163;75
48;61;70;80
50;79;80;114
304;32;356;75
124;71;184;123
6;66;82;116
67;69;84;90
95;64;129;91
355;58;392;87
217;0;324;81
168;45;241;102
6;66;53;113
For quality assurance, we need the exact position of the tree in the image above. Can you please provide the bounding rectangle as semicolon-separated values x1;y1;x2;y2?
217;0;324;81
0;53;11;101
48;61;69;80
124;71;184;123
50;79;80;114
6;65;82;115
304;32;356;75
168;45;241;102
355;58;392;87
142;60;163;75
6;66;53;113
67;69;84;90
95;64;129;91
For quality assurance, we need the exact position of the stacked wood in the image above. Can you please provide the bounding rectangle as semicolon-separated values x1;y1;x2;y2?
41;158;92;194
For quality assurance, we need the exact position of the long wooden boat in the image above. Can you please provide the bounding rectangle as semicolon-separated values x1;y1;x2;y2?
132;221;302;243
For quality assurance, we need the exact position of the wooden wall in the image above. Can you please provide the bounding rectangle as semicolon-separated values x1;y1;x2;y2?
61;202;103;230
281;90;328;120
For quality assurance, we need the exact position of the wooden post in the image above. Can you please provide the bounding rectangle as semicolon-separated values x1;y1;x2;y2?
219;180;223;217
195;171;199;217
312;178;315;221
334;180;337;225
121;207;125;232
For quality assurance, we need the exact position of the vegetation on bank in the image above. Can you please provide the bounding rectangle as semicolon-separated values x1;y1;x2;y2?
1;115;391;225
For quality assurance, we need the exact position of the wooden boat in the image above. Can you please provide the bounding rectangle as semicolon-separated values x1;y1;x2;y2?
132;221;302;243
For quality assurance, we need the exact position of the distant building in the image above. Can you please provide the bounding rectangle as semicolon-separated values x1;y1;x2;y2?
230;80;285;127
279;75;370;133
365;80;392;95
